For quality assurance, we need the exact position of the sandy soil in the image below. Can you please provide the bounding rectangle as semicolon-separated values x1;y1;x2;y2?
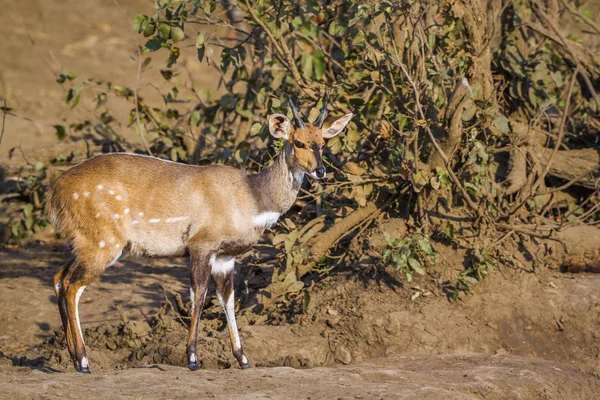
0;243;599;399
0;354;598;400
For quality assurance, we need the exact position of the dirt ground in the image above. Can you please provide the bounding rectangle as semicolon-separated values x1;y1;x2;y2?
0;242;599;399
0;0;599;399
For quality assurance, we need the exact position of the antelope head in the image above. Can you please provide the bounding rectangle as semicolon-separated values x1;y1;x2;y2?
268;95;353;179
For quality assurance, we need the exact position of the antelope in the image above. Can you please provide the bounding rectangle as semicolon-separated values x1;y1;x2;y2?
46;95;353;373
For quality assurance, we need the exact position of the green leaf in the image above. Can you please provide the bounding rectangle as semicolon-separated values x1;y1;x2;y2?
190;110;201;126
283;272;297;287
204;0;216;15
144;38;163;52
133;14;149;33
23;204;33;218
159;22;171;38
143;23;156;37
195;32;205;47
301;53;313;79
287;280;305;292
250;123;262;135
327;136;342;154
54;125;67;141
312;51;326;80
408;258;425;275
235;105;253;119
171;26;185;42
444;222;455;240
417;238;433;257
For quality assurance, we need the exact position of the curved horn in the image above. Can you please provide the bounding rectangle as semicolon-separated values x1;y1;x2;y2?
314;93;329;128
286;94;305;129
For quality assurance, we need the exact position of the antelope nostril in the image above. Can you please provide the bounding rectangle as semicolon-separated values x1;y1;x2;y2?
316;167;326;178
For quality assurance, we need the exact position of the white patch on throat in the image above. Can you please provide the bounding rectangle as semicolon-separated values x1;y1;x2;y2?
210;255;235;276
293;171;305;184
253;212;280;228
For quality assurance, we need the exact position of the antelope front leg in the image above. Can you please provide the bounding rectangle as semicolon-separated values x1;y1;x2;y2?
186;249;211;371
212;269;250;369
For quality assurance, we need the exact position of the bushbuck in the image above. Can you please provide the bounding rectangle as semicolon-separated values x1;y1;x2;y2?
46;95;353;373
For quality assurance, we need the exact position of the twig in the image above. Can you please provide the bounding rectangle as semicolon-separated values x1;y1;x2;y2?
243;0;314;98
496;222;560;240
116;304;129;325
0;98;7;149
397;62;481;216
113;0;153;155
535;170;590;195
527;5;600;110
558;0;600;36
532;65;578;193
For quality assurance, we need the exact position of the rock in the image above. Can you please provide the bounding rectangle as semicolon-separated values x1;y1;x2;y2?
335;346;352;365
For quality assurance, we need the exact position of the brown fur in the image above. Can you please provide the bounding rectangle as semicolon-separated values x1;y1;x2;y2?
45;108;353;373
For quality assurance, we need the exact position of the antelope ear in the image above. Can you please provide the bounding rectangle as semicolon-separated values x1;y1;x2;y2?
322;113;353;138
268;114;291;139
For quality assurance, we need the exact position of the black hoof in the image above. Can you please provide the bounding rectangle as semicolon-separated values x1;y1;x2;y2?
188;362;201;371
78;367;91;374
240;363;251;370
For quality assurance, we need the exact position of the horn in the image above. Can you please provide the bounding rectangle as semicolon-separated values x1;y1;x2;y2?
286;94;305;129
314;93;329;128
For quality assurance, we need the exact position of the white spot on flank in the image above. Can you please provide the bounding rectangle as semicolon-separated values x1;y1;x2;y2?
98;241;106;248
132;220;139;225
75;286;87;345
138;212;144;217
115;195;122;201
115;243;120;248
113;214;120;219
165;216;188;223
253;212;280;228
210;255;235;275
97;185;103;190
73;193;79;200
83;192;90;197
124;208;130;215
108;190;115;195
148;218;160;223
95;213;100;219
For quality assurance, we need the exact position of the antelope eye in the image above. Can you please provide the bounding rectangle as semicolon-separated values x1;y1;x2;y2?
294;140;305;149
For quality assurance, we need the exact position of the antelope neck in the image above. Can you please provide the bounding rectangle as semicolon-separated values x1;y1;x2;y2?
249;141;304;214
